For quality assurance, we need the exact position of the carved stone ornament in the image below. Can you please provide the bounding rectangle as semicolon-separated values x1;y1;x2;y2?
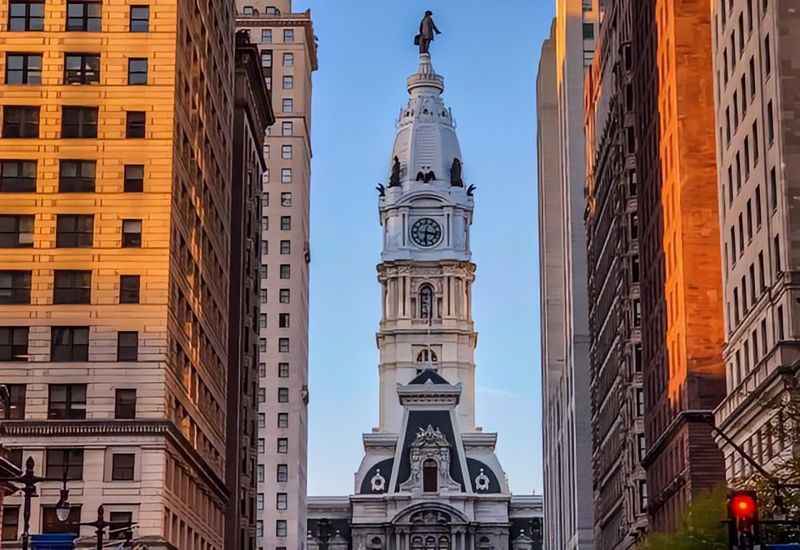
412;425;448;448
409;510;451;525
474;468;490;491
399;425;462;494
371;468;387;492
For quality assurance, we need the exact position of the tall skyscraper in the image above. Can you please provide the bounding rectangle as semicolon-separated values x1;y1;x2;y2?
235;3;318;550
584;0;648;547
0;0;237;547
537;1;597;549
537;26;565;550
307;25;543;550
631;0;726;533
226;31;275;550
710;1;800;482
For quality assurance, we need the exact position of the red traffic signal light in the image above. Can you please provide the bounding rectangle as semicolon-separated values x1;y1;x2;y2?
728;491;759;550
729;492;758;521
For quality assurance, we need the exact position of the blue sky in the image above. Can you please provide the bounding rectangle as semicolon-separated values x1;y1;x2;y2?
299;0;555;495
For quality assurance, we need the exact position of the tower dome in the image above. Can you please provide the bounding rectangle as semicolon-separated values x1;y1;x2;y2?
390;53;463;186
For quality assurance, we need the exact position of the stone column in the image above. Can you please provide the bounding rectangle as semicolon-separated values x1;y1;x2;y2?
405;276;411;317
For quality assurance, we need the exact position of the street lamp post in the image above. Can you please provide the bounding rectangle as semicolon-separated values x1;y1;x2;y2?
76;504;136;550
0;455;139;548
0;456;71;550
78;505;113;550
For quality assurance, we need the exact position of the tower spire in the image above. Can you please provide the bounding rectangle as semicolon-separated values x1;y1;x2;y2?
407;53;444;96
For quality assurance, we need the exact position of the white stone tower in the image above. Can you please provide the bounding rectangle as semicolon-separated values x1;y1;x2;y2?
377;52;478;434
306;35;543;550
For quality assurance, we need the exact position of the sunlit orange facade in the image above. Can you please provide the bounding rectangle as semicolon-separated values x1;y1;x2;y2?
0;0;236;547
632;0;727;533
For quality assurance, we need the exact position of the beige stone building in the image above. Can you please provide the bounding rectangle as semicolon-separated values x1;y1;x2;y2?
711;1;800;482
235;2;318;550
0;0;238;547
537;1;597;549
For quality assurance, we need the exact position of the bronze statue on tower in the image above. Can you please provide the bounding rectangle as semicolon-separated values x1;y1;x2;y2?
414;11;441;55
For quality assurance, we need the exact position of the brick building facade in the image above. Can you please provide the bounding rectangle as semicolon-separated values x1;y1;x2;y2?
631;0;727;532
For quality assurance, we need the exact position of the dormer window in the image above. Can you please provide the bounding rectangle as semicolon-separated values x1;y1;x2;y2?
422;459;437;492
242;6;254;15
265;7;280;15
416;349;437;363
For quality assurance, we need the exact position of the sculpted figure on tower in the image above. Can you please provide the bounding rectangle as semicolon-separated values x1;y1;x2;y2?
415;10;441;55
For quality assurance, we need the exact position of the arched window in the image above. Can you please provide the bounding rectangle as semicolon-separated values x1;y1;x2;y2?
419;285;434;320
478;537;492;550
416;349;438;363
425;537;437;550
423;459;438;493
438;536;450;550
412;537;424;550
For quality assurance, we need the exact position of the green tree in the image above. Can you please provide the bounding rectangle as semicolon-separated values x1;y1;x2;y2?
641;487;729;550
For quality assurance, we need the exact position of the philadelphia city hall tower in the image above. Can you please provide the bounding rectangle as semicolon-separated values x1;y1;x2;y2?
305;13;543;550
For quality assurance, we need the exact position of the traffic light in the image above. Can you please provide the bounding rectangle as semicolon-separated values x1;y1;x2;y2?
728;491;759;550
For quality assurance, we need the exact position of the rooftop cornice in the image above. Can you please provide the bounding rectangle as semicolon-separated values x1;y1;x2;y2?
362;432;400;447
307;495;352;509
1;420;229;503
461;432;498;447
509;494;544;513
397;382;462;407
235;10;319;70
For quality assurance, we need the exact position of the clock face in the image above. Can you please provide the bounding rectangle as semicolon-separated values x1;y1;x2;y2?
410;218;442;248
